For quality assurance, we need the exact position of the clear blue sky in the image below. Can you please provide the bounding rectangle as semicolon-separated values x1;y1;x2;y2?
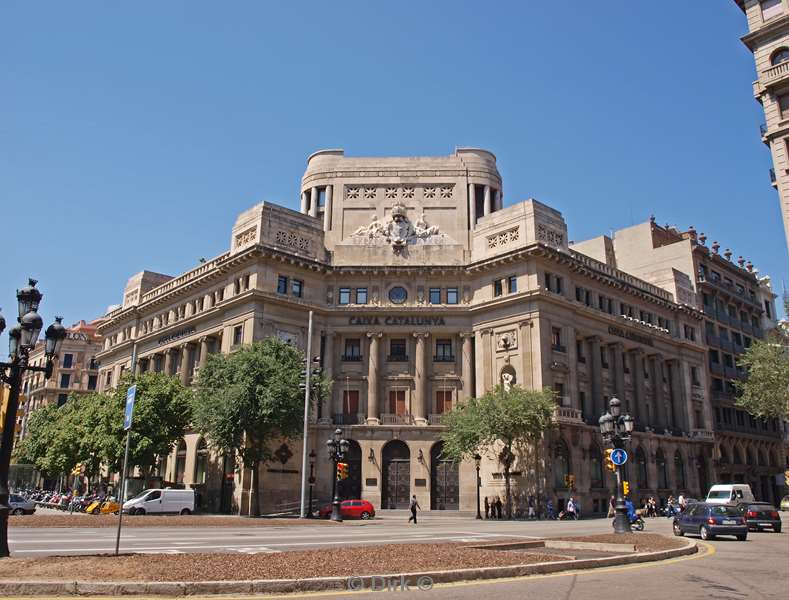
1;1;786;343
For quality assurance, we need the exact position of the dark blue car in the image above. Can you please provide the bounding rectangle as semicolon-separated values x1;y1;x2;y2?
673;503;748;541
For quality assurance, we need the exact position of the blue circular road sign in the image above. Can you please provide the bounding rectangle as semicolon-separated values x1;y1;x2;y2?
610;448;628;466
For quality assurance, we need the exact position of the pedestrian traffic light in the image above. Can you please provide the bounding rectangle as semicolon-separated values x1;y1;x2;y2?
622;480;630;496
336;462;349;480
604;449;616;472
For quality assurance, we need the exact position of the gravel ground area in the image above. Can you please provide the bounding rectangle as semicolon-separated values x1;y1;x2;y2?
556;533;685;552
9;514;334;528
0;542;569;582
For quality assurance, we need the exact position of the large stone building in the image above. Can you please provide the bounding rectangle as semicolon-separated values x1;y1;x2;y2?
733;0;789;251
574;221;785;504
95;148;758;515
19;319;104;440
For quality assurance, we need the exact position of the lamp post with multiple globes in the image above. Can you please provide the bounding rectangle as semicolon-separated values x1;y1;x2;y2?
598;397;635;534
0;279;67;557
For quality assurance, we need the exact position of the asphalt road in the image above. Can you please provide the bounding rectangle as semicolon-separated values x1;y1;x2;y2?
10;512;615;556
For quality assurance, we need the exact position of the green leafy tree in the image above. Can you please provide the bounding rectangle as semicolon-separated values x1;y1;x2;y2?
191;337;306;516
441;385;556;518
97;372;193;477
734;330;789;420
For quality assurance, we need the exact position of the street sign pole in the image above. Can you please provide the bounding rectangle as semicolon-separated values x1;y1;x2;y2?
115;383;137;556
611;445;631;534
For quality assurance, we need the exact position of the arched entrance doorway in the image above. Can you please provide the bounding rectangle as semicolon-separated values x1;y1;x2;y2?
430;441;459;510
339;440;362;500
382;440;410;509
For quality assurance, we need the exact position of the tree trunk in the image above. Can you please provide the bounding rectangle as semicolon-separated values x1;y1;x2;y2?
504;463;512;519
250;459;260;517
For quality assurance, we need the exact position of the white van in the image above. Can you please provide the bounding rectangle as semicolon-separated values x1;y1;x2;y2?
705;484;755;505
123;488;195;515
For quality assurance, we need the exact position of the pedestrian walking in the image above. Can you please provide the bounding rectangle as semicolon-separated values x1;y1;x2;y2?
607;495;615;518
408;495;421;524
566;496;577;520
495;496;503;519
547;499;556;520
527;494;535;520
484;496;490;519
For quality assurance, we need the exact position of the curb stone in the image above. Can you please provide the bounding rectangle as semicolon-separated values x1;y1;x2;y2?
0;538;698;596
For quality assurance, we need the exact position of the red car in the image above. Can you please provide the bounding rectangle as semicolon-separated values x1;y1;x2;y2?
318;499;375;519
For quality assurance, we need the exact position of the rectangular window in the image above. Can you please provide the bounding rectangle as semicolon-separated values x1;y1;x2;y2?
88;375;97;390
291;279;303;298
507;275;517;294
57;393;68;407
435;339;453;361
601;347;609;369
780;94;789;119
553;383;565;405
356;288;368;304
389;338;407;361
62;353;73;369
59;373;70;388
342;390;359;415
105;371;112;386
343;338;361;360
763;0;783;21
338;288;351;305
435;390;453;414
709;350;720;364
551;327;564;351
555;275;563;294
493;279;503;297
276;275;288;295
429;288;441;304
765;300;773;319
389;390;407;416
691;367;700;386
446;287;458;304
575;286;583;302
576;340;585;363
231;325;243;346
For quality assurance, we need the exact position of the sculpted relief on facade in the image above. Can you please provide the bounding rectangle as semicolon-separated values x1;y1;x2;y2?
350;202;449;253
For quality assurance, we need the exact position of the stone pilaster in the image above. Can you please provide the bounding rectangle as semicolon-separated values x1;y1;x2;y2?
164;349;173;376
459;332;475;401
366;332;382;425
587;336;603;419
413;332;429;425
323;185;333;232
179;343;191;385
320;332;335;424
468;183;476;229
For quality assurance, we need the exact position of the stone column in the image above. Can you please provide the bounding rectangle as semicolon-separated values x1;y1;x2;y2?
323;185;333;232
483;185;491;216
309;187;319;218
495;188;502;211
413;332;429;425
320;332;335;424
164;349;173;376
668;360;690;432
518;320;535;390
611;343;625;401
300;191;308;214
179;343;191;385
630;349;646;428
197;336;211;372
468;183;476;229
460;332;474;401
565;326;578;410
588;336;603;420
366;332;382;425
480;329;493;392
650;354;667;432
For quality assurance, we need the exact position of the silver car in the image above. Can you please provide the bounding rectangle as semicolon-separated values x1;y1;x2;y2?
9;494;36;515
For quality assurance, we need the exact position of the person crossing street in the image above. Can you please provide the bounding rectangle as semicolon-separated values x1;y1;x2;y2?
408;495;421;524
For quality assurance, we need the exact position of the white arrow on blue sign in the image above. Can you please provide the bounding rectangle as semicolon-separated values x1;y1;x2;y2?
611;448;628;466
124;385;137;431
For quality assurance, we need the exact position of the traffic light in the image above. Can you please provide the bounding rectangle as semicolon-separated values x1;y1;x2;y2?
604;449;616;472
622;480;630;496
564;474;575;489
336;462;349;480
299;357;322;392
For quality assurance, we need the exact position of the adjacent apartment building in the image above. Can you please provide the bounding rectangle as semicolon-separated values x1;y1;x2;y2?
733;0;789;250
19;319;104;439
95;148;736;515
573;220;784;503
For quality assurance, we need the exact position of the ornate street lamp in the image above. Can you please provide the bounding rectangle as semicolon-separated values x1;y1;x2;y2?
474;453;482;520
306;449;316;518
598;396;634;534
0;280;65;557
326;428;349;522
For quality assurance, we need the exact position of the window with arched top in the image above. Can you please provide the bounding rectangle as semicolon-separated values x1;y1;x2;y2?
635;447;648;489
553;440;570;489
674;451;686;489
194;438;209;485
772;48;789;66
656;449;669;489
589;446;604;489
175;439;187;484
733;446;743;465
747;448;756;466
719;446;729;465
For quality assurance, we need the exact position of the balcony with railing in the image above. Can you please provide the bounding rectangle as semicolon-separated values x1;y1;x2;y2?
724;366;739;379
690;429;715;443
428;413;446;426
761;60;789;89
341;354;362;362
554;406;583;424
333;413;365;425
433;355;455;363
709;361;723;376
387;354;409;363
381;413;413;425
